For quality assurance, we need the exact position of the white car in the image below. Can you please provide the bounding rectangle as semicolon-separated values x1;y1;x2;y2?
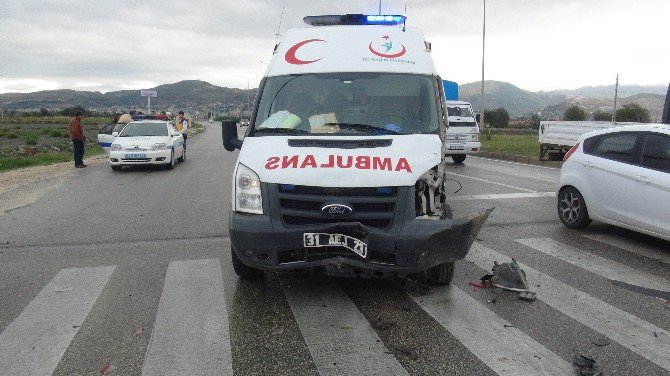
557;124;670;241
109;120;186;171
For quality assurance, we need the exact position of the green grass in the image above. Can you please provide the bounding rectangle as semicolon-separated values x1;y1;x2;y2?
0;115;109;125
0;145;105;173
24;132;38;145
481;133;539;158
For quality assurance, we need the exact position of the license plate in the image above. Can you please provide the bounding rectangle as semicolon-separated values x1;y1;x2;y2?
448;145;465;150
303;233;368;258
124;153;146;159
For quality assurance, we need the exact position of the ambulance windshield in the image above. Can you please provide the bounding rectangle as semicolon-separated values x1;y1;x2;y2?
253;73;439;136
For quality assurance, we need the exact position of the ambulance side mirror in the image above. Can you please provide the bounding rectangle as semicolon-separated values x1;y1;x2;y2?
222;120;242;151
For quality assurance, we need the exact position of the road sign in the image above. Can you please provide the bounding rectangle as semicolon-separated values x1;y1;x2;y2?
141;90;158;97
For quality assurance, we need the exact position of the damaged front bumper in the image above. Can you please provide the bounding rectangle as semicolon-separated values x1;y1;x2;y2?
230;207;493;279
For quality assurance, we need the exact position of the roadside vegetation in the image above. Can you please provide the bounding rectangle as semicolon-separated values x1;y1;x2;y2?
480;128;537;159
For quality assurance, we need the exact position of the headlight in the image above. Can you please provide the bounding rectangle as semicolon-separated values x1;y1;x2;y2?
234;163;263;214
151;143;168;151
110;144;122;151
472;133;480;141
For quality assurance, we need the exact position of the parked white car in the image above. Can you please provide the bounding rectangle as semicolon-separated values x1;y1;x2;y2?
109;120;185;171
557;124;670;241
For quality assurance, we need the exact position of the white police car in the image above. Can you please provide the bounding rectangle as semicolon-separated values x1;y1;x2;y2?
109;120;185;171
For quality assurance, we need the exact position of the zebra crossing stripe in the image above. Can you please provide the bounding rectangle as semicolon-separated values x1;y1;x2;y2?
517;238;670;293
142;259;232;376
0;266;115;376
467;243;670;371
413;286;574;375
583;234;670;265
281;278;408;376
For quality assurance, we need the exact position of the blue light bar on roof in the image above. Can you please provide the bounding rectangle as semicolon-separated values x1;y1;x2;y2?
304;14;406;26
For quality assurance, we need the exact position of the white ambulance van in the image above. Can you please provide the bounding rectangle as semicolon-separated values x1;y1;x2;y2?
444;100;481;164
222;14;492;284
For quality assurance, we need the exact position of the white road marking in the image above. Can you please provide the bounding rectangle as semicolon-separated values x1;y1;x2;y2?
449;192;556;201
517;238;670;293
142;259;232;376
467;243;670;371
413;286;574;376
0;266;115;376
281;278;408;376
583;233;670;265
444;171;537;193
471;156;560;170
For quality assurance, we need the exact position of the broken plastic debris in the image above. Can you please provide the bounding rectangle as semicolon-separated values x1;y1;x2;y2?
491;260;529;292
54;285;73;292
572;354;603;376
132;327;144;336
468;281;490;288
372;316;396;331
395;345;419;360
518;291;536;301
100;362;116;375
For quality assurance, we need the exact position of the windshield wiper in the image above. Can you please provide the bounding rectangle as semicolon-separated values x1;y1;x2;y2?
324;122;403;135
254;127;308;135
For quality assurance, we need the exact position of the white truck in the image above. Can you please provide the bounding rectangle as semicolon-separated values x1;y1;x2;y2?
539;120;645;160
221;14;492;284
444;100;481;164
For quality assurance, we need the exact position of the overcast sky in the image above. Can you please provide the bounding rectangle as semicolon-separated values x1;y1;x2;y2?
0;0;668;94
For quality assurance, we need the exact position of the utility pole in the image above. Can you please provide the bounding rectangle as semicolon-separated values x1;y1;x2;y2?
480;0;486;127
612;74;619;123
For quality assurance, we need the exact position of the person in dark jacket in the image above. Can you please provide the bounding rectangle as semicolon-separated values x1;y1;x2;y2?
69;111;86;168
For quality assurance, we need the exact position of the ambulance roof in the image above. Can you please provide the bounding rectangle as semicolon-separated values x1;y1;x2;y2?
265;25;436;77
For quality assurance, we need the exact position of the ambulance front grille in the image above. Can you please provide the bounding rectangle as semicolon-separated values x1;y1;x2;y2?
277;185;397;229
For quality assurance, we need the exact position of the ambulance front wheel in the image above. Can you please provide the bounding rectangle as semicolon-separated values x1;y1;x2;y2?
231;246;265;280
425;261;455;285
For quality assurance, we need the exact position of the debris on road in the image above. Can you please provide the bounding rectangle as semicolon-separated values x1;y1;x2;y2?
54;284;73;292
591;337;611;347
100;361;116;375
372;315;396;331
132;327;144;336
572;354;603;376
468;281;490;288
518;291;537;301
395;345;419;360
492;260;529;292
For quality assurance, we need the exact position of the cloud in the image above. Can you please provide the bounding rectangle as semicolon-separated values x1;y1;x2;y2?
0;0;668;93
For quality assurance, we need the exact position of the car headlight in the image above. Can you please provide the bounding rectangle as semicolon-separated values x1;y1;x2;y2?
110;144;122;151
234;163;263;214
151;143;168;151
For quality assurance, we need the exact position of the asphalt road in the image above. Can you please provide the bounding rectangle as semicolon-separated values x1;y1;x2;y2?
1;124;669;376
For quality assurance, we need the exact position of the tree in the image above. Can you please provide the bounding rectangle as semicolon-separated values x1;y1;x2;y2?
39;108;50;116
564;104;586;121
484;107;510;128
592;110;612;121
530;114;541;130
616;103;651;123
61;106;89;116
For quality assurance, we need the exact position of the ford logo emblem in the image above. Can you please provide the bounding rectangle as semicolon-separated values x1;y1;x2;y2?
321;203;353;217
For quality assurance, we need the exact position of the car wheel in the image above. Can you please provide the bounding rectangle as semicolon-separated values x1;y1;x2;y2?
167;150;175;169
111;165;122;171
231;246;265;280
452;154;466;164
178;147;186;162
558;186;592;229
425;261;455;285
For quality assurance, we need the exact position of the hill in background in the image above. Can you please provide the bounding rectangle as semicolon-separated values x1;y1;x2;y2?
0;79;666;121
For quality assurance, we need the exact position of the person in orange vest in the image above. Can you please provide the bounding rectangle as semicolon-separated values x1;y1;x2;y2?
177;110;189;148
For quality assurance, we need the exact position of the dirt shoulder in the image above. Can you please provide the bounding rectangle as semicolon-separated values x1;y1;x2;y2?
0;155;107;214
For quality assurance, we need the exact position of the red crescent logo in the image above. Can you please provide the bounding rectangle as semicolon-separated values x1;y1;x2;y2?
285;39;325;65
368;43;407;58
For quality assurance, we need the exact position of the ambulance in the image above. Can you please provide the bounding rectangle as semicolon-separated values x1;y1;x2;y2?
222;14;492;284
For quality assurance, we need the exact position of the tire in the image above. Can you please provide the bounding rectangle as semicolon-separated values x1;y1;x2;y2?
111;165;122;171
231;246;264;280
167;150;175;169
425;261;455;285
177;147;186;162
557;186;591;229
452;154;466;164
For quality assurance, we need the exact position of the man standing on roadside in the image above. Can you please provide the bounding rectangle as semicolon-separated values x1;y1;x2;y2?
177;110;189;148
69;111;87;168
